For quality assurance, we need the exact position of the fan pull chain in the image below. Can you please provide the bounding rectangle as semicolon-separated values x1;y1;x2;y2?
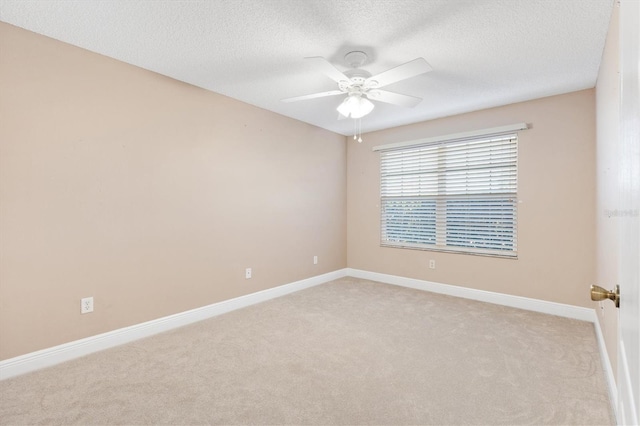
353;118;357;140
353;118;362;143
351;118;364;143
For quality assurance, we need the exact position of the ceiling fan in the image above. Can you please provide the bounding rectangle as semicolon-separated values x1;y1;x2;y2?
281;51;433;119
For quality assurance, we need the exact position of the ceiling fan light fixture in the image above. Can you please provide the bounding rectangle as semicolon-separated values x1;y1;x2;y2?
337;94;375;119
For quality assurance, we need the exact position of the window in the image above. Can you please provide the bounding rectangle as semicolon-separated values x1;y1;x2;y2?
379;133;518;257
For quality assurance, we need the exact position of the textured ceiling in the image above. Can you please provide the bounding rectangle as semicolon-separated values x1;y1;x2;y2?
0;0;613;136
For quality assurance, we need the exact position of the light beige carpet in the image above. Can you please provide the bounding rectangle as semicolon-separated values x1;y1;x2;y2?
0;277;613;425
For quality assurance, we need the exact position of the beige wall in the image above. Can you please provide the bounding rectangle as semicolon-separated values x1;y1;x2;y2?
595;3;620;380
0;18;609;364
0;23;347;360
348;90;596;307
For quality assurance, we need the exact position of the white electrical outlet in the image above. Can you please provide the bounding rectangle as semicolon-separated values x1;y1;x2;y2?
245;268;252;279
313;256;318;265
81;297;94;314
429;259;436;269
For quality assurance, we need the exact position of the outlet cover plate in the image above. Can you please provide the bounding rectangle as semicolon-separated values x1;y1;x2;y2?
81;297;94;314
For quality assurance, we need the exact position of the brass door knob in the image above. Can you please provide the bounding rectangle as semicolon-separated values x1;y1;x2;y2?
590;284;620;308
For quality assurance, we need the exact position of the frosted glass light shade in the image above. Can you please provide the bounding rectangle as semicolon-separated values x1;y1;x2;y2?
337;95;375;118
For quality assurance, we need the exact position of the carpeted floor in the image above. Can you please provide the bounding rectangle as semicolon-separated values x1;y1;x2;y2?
0;277;614;425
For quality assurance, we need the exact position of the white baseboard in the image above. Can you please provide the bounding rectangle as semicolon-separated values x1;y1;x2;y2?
1;264;615;406
0;268;348;380
593;313;619;422
346;268;594;321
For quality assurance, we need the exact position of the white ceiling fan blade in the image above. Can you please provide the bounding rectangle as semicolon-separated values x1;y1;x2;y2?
305;56;350;83
366;58;432;89
367;90;423;108
281;90;344;103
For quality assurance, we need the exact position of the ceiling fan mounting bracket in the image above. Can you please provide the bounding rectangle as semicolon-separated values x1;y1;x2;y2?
344;51;368;68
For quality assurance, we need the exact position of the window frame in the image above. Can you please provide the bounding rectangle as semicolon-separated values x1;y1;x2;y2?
377;129;521;258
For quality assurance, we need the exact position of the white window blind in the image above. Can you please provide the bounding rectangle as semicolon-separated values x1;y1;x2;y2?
380;134;518;257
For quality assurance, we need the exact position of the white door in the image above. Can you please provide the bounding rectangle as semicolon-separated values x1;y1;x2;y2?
617;0;639;424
